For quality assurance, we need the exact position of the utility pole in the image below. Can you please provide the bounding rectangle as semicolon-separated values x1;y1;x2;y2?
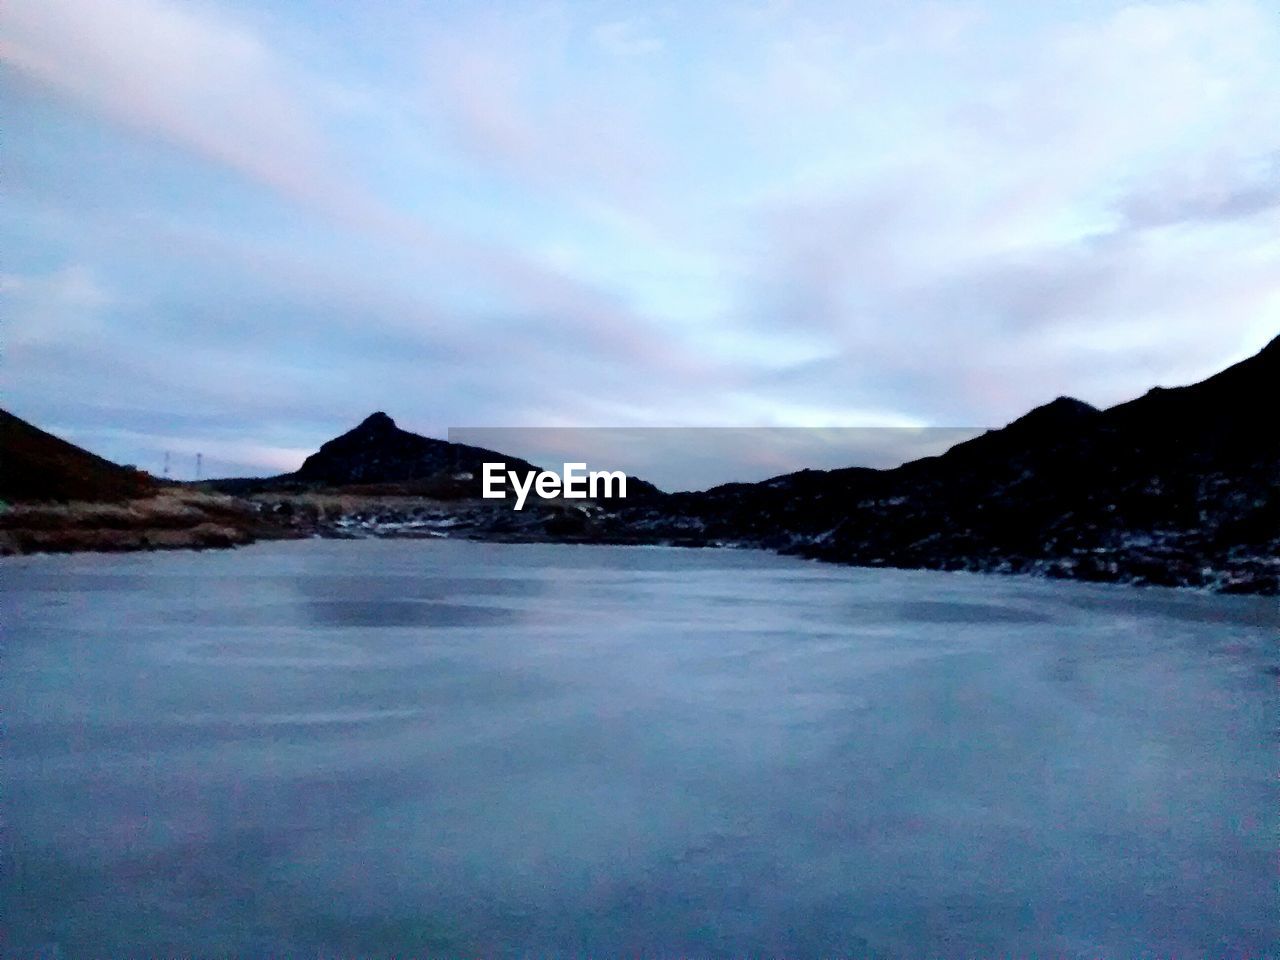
163;451;171;478
195;453;203;481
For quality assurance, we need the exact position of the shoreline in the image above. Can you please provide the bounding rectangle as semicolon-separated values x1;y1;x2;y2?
4;503;1275;597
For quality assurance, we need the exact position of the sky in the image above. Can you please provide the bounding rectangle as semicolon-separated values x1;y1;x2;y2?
3;0;1278;484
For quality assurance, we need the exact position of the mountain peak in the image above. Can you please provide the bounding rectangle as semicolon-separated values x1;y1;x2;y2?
357;411;396;431
1009;395;1100;430
1042;395;1098;414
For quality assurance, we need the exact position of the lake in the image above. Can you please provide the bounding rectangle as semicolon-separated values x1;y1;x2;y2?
3;539;1276;957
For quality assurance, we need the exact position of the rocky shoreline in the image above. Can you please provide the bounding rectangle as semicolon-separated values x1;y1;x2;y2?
5;488;1276;596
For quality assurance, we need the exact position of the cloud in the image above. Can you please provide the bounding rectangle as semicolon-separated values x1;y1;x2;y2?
593;20;663;57
2;0;1278;480
1114;154;1280;231
0;0;393;229
721;0;1280;421
1;0;729;418
2;265;114;350
415;8;667;205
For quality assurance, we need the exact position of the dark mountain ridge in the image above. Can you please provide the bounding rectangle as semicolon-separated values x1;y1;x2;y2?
207;412;544;498
295;412;531;487
650;335;1279;592
209;412;664;501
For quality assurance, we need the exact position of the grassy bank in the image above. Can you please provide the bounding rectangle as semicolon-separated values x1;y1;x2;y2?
0;490;278;554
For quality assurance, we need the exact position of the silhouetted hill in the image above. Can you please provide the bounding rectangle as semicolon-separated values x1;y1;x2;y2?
295;411;546;491
206;412;539;497
210;412;664;501
1102;334;1275;464
647;335;1279;592
0;409;156;503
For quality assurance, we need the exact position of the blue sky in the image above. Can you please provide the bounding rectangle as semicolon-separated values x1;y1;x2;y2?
3;0;1278;482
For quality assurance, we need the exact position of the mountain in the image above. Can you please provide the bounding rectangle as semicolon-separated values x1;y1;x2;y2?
293;411;546;490
0;409;156;503
207;412;539;497
648;335;1279;592
211;412;663;500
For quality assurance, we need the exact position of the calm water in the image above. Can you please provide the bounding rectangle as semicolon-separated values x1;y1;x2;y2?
3;540;1276;958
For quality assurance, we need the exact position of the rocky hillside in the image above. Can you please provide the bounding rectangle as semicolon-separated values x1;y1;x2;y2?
210;411;662;500
208;412;547;498
293;412;542;490
636;335;1279;593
